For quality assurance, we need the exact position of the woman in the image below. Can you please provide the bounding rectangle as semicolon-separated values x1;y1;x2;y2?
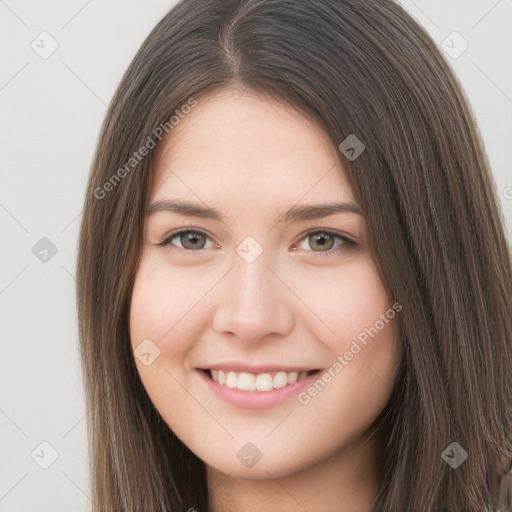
76;0;512;510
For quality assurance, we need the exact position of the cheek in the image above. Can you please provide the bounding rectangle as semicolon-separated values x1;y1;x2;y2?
129;258;212;358
129;250;238;427
293;257;395;347
128;258;216;430
294;257;400;399
288;261;399;452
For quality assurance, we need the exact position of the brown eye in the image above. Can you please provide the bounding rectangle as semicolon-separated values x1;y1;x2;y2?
308;232;336;251
178;231;207;250
295;230;357;256
158;230;216;251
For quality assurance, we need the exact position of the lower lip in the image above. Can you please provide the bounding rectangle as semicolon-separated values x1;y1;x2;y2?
197;369;320;410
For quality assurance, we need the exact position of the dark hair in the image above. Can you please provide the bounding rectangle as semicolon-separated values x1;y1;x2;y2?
76;0;512;510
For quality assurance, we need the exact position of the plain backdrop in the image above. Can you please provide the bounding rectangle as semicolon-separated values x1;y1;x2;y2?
0;1;511;510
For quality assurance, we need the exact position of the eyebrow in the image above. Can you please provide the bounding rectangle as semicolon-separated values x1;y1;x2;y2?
148;199;364;223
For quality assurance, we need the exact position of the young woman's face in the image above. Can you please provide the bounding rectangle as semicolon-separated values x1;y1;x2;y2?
130;87;400;479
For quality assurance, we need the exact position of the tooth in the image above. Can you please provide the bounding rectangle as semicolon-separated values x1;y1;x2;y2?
226;371;238;388
255;373;273;391
287;371;298;384
273;371;288;389
237;372;256;391
211;369;315;391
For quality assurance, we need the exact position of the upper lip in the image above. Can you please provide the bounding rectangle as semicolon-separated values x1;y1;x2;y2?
198;363;320;373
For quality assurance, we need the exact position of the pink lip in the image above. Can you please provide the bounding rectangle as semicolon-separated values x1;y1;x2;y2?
197;369;321;410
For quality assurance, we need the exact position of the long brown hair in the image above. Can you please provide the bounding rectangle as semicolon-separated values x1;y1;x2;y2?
76;0;512;510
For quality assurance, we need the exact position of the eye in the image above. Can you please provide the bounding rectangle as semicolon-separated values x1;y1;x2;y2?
157;228;357;256
295;230;357;256
157;229;218;252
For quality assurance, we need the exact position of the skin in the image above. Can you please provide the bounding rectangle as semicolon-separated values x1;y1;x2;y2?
129;87;400;512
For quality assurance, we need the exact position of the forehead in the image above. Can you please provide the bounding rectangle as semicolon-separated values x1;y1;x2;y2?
150;88;355;209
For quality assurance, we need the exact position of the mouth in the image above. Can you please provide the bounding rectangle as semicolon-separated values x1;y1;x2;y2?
200;368;321;392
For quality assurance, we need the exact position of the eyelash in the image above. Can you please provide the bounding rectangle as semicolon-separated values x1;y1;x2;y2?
156;228;357;257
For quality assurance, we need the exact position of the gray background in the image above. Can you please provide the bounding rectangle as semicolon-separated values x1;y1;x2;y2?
0;1;511;510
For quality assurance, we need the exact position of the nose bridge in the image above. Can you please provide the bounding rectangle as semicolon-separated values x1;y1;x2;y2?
211;243;294;343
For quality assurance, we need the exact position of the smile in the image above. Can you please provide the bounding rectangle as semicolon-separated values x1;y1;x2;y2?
208;369;317;391
198;367;322;410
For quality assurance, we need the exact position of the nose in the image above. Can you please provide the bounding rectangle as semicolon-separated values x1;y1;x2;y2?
211;253;295;345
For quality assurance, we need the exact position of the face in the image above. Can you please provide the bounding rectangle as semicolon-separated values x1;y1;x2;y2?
129;87;400;479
